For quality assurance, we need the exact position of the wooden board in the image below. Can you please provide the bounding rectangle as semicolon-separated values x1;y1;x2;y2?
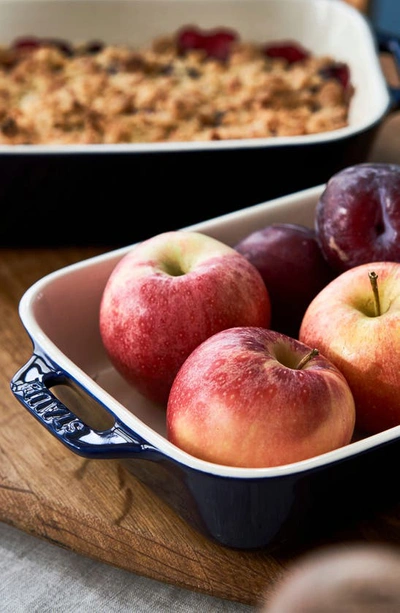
2;111;400;608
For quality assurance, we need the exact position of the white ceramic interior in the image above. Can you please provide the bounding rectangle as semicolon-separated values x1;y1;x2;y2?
0;0;390;153
18;183;400;478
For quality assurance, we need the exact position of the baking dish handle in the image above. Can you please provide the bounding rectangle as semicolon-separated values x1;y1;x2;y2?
10;352;159;460
376;30;400;109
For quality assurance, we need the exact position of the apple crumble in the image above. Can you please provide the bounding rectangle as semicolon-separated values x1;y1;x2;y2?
0;28;354;145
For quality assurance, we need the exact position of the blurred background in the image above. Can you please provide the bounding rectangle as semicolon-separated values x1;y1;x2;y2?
368;0;400;37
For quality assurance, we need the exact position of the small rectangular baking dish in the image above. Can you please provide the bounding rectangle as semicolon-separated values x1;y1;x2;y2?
0;0;397;246
11;183;400;551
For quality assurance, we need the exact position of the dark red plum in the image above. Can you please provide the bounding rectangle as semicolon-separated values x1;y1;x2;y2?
234;223;335;339
316;163;400;273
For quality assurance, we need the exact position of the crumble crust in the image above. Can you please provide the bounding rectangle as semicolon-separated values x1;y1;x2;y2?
0;35;354;145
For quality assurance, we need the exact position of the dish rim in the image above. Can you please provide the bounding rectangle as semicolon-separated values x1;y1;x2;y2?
16;183;400;481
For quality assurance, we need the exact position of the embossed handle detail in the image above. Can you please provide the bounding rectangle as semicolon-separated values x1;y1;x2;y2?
10;352;158;459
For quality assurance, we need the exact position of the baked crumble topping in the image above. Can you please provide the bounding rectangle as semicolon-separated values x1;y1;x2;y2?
0;29;354;145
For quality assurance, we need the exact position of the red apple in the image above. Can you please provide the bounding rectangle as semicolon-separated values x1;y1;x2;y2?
315;163;400;273
99;231;271;406
166;327;355;468
234;223;335;338
299;261;400;434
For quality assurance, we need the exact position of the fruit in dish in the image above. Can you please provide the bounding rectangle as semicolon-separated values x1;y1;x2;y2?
99;162;400;466
166;327;356;468
300;261;400;434
99;230;270;406
0;27;354;144
316;163;400;273
234;222;335;338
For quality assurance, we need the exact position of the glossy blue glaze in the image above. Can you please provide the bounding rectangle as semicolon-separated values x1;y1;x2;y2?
0;128;381;247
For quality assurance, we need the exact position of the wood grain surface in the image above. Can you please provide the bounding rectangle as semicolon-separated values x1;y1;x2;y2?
1;103;400;611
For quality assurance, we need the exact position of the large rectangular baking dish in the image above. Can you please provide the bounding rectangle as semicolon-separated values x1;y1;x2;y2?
0;0;396;246
11;183;400;552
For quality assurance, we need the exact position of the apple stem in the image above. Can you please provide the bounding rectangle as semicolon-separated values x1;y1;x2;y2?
297;348;319;370
368;271;381;317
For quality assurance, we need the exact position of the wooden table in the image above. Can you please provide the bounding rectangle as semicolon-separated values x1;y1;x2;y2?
2;121;400;612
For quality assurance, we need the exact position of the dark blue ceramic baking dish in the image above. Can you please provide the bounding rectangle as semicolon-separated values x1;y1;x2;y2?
10;185;400;551
0;0;399;247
